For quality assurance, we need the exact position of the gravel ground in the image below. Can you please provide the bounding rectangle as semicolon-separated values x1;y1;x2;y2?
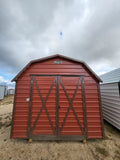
0;95;120;160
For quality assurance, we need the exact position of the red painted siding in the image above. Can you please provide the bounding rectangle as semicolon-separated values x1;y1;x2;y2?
12;57;103;139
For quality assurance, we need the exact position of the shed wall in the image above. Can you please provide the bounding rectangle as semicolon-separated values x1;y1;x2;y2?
8;89;15;95
12;57;103;139
0;86;5;100
100;82;120;130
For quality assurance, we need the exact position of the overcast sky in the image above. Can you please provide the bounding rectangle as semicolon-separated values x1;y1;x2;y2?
0;0;120;87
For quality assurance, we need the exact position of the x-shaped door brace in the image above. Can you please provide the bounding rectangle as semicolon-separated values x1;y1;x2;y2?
59;77;85;134
31;77;56;134
30;76;85;135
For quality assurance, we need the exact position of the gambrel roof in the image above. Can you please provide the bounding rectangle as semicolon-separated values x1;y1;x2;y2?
12;54;102;82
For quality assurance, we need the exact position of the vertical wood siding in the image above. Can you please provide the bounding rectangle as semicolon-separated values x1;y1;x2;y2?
12;57;103;139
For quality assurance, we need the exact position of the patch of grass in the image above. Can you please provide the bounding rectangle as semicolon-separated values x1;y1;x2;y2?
5;121;11;127
0;117;2;121
0;120;11;128
115;150;120;159
0;121;4;129
104;135;110;140
118;145;120;148
104;121;120;136
115;150;120;154
0;95;14;105
96;146;109;157
5;116;9;119
4;139;7;141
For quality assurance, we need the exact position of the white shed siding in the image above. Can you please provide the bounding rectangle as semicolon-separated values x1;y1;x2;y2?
100;68;120;83
100;82;120;130
8;89;15;95
0;86;5;100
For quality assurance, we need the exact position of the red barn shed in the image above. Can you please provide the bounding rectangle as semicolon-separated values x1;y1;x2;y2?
11;54;104;141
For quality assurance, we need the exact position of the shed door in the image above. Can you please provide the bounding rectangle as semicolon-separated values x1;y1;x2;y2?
58;76;86;137
28;76;56;137
28;75;87;140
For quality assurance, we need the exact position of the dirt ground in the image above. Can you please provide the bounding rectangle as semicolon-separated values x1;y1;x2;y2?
0;95;120;160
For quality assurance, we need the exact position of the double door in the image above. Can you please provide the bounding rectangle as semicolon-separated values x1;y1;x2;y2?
28;75;87;140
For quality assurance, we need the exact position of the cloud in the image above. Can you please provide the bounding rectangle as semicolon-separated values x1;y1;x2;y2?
0;76;15;88
0;0;120;77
